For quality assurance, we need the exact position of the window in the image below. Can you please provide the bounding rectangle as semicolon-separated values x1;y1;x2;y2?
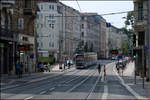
41;24;43;28
52;5;54;10
18;18;24;29
52;24;54;29
49;34;51;38
49;24;54;29
49;14;54;19
138;32;145;45
49;42;51;47
49;5;51;10
82;32;84;37
82;24;84;29
138;2;143;20
49;5;54;10
41;5;43;10
52;42;54;47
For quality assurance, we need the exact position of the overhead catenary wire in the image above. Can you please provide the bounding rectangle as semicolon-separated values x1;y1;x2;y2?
76;0;82;12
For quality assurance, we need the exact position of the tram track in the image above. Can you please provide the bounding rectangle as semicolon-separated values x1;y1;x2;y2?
2;66;97;99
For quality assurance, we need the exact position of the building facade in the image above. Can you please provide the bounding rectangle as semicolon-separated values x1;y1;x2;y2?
81;13;100;55
0;0;38;75
99;16;107;58
0;0;17;75
36;0;60;61
134;0;148;76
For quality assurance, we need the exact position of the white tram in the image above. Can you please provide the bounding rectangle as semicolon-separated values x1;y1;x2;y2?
75;52;97;69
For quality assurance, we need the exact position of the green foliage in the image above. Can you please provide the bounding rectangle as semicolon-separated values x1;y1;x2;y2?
124;11;134;27
75;41;84;53
84;42;89;52
121;41;129;55
38;56;55;63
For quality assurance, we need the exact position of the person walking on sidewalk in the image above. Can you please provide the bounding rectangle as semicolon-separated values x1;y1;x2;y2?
48;63;51;72
98;63;101;74
104;65;106;80
16;62;21;78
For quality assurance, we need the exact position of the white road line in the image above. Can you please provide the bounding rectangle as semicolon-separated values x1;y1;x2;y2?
113;66;148;100
24;96;34;100
39;91;46;95
49;87;55;91
102;85;108;99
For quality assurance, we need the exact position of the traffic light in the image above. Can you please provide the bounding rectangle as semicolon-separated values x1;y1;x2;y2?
133;34;136;47
133;49;136;58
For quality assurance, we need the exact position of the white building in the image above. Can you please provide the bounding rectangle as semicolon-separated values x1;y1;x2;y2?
36;1;61;61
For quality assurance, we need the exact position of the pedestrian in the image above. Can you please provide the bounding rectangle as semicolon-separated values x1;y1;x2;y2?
98;64;101;74
48;63;51;72
68;60;71;69
20;62;23;78
104;65;106;80
16;62;21;78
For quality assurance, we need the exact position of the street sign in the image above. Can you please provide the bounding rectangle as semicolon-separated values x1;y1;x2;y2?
144;46;150;50
30;53;34;59
118;53;123;59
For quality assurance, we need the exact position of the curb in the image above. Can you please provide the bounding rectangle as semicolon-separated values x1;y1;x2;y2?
113;66;148;99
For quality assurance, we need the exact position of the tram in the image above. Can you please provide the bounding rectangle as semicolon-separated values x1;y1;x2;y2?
75;52;97;69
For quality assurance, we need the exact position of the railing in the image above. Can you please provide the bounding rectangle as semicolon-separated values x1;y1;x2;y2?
23;8;33;15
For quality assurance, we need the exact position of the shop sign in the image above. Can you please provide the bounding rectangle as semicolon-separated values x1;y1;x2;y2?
30;53;34;59
18;45;30;51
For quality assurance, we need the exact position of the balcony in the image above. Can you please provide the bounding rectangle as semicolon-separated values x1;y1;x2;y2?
1;0;15;7
134;20;147;31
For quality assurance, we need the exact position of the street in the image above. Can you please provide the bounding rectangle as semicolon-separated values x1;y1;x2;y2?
1;60;139;99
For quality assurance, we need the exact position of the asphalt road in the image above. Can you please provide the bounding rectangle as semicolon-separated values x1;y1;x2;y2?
1;60;136;99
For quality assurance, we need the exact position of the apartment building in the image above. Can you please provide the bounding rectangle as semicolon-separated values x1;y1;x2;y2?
0;0;16;75
133;0;148;75
0;0;38;75
36;0;61;61
81;13;100;55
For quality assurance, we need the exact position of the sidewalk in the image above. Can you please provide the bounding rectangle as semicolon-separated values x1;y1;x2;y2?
121;62;150;98
0;64;74;90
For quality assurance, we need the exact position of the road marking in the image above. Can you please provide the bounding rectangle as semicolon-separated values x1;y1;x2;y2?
39;91;46;95
49;87;55;91
24;96;34;100
113;66;148;100
102;85;108;99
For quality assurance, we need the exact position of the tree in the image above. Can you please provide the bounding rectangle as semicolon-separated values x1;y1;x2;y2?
84;42;89;52
121;41;129;56
75;41;84;53
124;11;134;28
121;11;135;49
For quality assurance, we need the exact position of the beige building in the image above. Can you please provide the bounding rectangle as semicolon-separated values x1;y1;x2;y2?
80;13;100;56
134;0;150;79
99;16;107;58
134;0;148;75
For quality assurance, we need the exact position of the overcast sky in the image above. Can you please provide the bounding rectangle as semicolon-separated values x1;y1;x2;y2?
60;1;134;28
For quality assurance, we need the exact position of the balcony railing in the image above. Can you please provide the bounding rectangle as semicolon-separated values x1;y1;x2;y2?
23;8;33;15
